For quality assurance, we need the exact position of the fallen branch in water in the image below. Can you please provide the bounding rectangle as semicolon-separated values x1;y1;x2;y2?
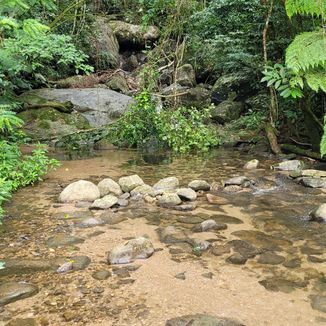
281;144;323;160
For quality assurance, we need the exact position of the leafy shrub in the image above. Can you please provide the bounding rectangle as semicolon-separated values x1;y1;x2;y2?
0;34;93;93
0;107;59;222
111;91;219;153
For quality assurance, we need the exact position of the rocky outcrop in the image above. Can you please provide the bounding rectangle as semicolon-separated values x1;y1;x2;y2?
25;88;134;127
59;180;100;203
210;100;243;124
90;17;120;69
109;20;159;48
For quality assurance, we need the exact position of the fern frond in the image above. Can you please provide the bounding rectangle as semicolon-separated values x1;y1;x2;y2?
285;0;326;17
286;30;326;73
305;69;326;92
22;19;49;37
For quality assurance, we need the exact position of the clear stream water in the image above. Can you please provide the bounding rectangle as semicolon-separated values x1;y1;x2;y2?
0;148;325;325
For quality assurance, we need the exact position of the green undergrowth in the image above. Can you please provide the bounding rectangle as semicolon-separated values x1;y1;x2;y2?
110;91;219;153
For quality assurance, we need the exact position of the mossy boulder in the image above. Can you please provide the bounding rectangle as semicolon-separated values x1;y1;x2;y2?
18;107;90;141
211;100;243;124
109;20;159;48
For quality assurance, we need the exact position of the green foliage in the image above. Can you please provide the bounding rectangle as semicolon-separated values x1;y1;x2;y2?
285;30;326;92
285;0;326;17
187;0;290;81
261;64;303;98
0;106;59;222
111;91;219;153
232;110;267;131
0;34;93;93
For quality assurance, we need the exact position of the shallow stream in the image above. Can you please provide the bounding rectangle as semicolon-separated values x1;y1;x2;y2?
0;148;325;325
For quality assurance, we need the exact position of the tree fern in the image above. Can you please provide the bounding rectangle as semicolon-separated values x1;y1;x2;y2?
285;0;326;17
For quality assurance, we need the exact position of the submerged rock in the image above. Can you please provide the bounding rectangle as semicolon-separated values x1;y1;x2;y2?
206;194;228;205
91;194;119;209
0;282;38;306
309;204;326;223
166;314;244;326
273;160;304;171
59;180;100;203
226;253;247;265
108;237;154;264
158;193;182;207
258;252;285;265
119;175;144;192
92;270;111;280
177;188;197;201
100;212;127;225
157;226;188;244
77;217;105;228
188;180;211;191
0;259;55;276
46;234;84;247
98;178;122;197
310;295;326;313
194;219;227;232
5;318;38;326
153;177;179;191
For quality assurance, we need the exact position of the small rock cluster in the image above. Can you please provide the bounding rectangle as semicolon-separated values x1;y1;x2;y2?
58;175;213;211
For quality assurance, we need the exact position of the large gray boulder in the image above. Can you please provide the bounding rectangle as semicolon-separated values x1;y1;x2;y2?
211;100;243;124
108;237;154;264
59;180;100;203
109;20;159;48
25;88;134;127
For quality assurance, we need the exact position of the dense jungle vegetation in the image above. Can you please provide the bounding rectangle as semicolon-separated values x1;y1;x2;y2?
0;0;325;221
